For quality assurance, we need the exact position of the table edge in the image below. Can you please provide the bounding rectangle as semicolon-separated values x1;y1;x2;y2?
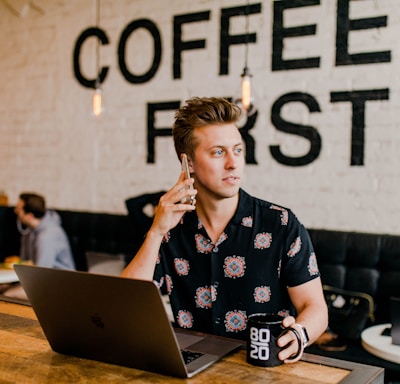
303;353;384;384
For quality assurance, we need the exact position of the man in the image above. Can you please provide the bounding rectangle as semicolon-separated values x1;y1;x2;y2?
14;193;75;270
2;193;75;300
121;97;328;363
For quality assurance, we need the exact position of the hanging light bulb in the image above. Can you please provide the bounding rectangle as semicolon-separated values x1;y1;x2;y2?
234;65;257;116
93;79;102;117
241;66;252;112
234;0;257;116
92;0;103;118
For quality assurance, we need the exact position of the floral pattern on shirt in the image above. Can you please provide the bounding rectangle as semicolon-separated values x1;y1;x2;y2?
162;232;171;243
174;258;190;276
225;310;247;333
211;284;218;302
253;286;271;303
165;274;173;294
241;216;253;227
308;253;319;275
278;309;290;318
224;255;246;278
288;236;302;257
254;232;272;249
216;232;228;246
270;204;288;225
177;310;193;328
195;233;213;253
195;286;212;308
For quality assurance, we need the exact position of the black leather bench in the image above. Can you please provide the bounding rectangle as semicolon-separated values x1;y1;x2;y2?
57;209;136;271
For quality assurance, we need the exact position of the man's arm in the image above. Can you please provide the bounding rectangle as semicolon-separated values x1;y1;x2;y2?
277;277;328;362
121;173;196;281
120;229;164;280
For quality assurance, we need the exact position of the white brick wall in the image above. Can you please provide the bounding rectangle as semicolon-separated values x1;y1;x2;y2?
0;0;399;234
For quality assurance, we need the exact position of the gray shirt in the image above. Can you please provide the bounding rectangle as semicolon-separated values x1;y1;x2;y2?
20;210;75;270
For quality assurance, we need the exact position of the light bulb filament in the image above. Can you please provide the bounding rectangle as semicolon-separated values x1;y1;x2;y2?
242;74;251;111
93;88;102;117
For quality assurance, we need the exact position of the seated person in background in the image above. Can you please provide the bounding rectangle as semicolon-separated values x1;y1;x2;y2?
121;97;328;364
1;192;75;299
124;191;165;261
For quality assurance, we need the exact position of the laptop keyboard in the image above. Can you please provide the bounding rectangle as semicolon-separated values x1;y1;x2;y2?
181;349;204;364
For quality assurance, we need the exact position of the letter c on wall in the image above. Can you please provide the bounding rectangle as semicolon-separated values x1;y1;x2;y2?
73;27;110;89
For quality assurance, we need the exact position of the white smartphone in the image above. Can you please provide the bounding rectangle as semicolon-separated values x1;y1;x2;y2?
181;153;194;204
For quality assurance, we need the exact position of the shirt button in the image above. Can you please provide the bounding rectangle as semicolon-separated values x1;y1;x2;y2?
215;317;221;324
213;246;219;253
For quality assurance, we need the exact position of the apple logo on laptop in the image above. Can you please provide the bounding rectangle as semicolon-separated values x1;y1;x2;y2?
90;313;105;328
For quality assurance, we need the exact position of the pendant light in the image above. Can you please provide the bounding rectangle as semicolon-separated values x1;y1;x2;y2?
93;0;103;117
236;0;256;116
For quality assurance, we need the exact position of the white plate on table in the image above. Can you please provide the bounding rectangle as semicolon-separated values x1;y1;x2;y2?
0;267;19;284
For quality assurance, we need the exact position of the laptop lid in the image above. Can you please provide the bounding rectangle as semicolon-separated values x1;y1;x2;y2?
391;296;400;345
14;264;241;378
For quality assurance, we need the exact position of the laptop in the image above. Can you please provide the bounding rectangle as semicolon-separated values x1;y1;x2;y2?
391;296;400;345
14;264;242;378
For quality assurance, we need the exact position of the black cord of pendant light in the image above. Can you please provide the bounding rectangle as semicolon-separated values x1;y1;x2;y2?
95;0;100;88
93;0;102;117
243;0;250;71
240;0;253;114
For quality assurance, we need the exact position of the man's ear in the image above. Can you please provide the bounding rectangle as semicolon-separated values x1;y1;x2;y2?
181;152;194;173
187;155;194;173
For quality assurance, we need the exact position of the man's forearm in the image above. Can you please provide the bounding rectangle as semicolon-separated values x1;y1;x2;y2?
294;303;328;345
120;230;164;281
288;279;329;344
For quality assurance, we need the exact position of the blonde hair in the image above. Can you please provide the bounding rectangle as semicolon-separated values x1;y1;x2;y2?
173;97;242;159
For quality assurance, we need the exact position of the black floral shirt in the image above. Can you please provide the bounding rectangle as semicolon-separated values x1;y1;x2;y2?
153;189;320;340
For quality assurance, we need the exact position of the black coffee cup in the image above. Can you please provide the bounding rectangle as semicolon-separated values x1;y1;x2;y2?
247;313;303;367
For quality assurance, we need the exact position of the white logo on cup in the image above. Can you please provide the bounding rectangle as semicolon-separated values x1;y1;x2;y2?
249;326;270;360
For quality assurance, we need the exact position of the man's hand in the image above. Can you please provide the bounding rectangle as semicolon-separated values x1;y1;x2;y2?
277;316;304;363
151;172;197;237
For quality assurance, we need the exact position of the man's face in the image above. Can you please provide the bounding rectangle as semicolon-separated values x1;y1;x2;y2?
190;123;244;200
14;199;29;225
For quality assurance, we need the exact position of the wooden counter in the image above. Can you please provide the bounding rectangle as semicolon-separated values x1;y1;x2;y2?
0;298;384;383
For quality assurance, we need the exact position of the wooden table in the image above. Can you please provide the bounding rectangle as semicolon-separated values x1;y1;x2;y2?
0;299;384;383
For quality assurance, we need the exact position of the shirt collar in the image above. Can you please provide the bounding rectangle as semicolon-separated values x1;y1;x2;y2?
181;188;253;229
